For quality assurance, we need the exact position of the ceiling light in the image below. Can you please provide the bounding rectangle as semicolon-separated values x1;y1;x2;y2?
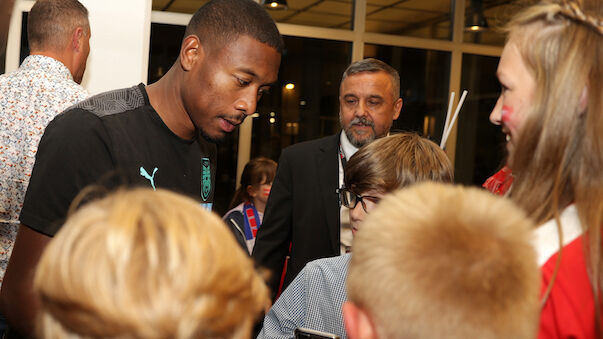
465;0;489;32
262;0;288;10
285;83;295;90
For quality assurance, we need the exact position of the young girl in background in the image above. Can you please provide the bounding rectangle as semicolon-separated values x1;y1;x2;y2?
224;157;277;254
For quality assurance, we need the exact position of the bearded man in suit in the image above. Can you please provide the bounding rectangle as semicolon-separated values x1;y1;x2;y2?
252;58;402;296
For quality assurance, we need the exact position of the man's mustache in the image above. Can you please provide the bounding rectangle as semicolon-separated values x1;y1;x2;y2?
349;117;374;127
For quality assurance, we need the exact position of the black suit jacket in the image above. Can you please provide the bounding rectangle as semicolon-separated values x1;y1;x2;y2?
252;134;341;296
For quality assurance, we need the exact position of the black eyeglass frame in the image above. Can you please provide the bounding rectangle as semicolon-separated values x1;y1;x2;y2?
336;187;381;213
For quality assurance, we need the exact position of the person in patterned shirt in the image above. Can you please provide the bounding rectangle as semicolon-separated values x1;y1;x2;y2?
0;0;90;288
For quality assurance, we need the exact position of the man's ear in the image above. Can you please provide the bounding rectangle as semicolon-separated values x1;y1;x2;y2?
71;26;85;52
343;301;379;339
393;97;403;120
179;35;204;72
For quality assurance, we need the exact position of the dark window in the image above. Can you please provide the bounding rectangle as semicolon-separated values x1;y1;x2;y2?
365;44;451;144
455;53;505;185
250;36;352;160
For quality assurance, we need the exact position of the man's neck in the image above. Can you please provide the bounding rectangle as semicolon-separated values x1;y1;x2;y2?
29;50;69;72
146;68;196;140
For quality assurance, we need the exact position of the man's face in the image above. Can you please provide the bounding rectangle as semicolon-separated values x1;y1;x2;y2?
489;38;536;163
339;71;402;148
183;35;280;142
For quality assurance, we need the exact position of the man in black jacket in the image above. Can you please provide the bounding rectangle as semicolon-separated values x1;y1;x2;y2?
252;58;402;296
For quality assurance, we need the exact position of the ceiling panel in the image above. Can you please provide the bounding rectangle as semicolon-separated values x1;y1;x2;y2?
152;0;172;10
267;9;299;21
153;0;210;13
287;11;352;27
396;0;450;13
366;19;405;33
311;1;353;16
368;7;435;22
285;0;326;10
366;0;403;7
149;0;517;42
366;4;383;14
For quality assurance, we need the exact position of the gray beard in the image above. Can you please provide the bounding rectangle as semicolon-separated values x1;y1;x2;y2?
345;128;375;148
340;115;377;148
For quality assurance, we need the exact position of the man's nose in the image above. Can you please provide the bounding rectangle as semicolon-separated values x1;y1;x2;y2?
355;100;369;117
236;90;258;116
490;96;502;125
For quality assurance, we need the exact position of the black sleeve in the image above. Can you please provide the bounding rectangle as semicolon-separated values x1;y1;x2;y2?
19;110;114;236
223;210;248;253
252;148;294;294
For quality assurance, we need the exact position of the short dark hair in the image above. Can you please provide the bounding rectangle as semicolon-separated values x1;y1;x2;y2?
185;0;284;55
342;58;401;100
28;0;89;52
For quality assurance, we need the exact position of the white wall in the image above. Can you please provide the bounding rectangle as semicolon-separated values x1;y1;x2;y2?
79;0;152;94
5;0;152;95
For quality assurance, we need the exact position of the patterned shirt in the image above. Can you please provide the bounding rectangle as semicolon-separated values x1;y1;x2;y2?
257;254;351;339
0;55;89;284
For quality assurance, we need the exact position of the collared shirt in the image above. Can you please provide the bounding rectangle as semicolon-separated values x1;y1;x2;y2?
0;55;89;284
533;204;582;266
339;131;358;254
257;254;351;339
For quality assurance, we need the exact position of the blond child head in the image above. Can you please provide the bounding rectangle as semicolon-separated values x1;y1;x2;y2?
35;188;269;339
345;182;539;339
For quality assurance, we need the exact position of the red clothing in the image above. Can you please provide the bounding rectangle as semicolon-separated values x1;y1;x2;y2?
539;235;597;339
483;166;513;195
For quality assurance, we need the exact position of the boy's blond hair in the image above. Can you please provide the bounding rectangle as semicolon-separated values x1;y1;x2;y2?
347;182;539;339
34;188;269;339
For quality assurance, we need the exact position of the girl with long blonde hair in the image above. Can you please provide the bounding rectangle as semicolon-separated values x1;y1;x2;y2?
489;0;602;336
